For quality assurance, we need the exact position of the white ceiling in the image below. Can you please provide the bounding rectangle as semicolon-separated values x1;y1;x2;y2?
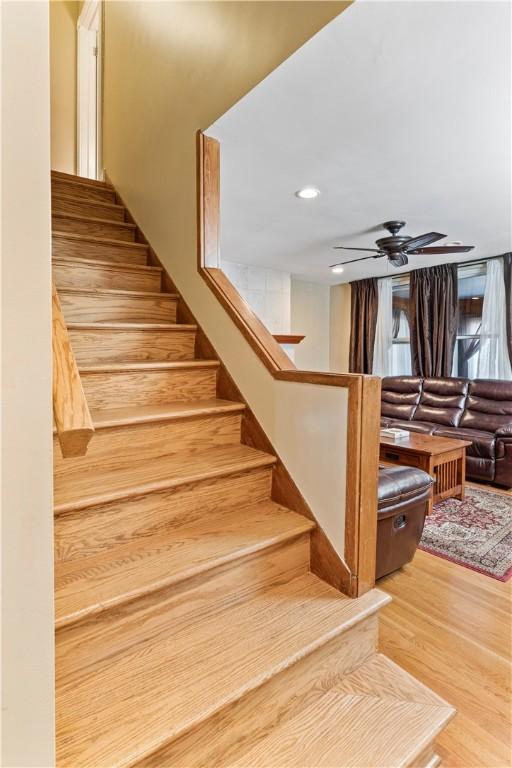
207;0;511;285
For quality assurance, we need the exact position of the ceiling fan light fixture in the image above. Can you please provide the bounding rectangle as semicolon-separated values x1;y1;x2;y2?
295;186;320;200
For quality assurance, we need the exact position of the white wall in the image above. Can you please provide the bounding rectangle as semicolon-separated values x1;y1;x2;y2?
291;278;331;370
221;259;291;334
1;2;55;765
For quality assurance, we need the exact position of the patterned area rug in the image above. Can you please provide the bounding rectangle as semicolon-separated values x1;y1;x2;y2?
419;486;512;581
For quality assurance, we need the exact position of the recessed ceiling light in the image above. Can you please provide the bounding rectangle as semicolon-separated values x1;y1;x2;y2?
331;265;344;274
295;187;320;200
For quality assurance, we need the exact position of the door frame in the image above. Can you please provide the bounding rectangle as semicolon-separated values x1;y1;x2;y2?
77;0;103;179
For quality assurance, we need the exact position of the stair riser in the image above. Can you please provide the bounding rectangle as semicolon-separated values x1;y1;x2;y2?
54;414;242;477
69;328;195;364
81;368;218;409
53;196;126;221
56;532;311;655
55;468;273;562
53;235;148;265
53;214;136;242
60;292;177;323
52;178;117;203
134;614;380;768
53;261;161;293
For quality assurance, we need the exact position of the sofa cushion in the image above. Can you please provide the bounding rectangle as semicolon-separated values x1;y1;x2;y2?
385;419;436;434
381;376;422;421
466;455;495;481
460;379;512;434
413;377;469;427
378;465;433;513
432;426;496;459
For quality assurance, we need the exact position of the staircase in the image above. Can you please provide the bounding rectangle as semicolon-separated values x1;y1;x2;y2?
52;170;454;768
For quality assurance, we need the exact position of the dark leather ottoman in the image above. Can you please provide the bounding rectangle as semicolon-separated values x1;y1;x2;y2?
376;465;433;579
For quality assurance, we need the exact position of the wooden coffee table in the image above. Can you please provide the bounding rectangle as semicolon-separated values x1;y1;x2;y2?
379;432;472;514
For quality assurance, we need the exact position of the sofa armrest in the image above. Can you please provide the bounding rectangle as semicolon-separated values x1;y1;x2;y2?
496;425;512;438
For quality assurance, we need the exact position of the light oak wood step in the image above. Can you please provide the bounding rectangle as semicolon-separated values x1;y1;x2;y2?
68;322;197;364
52;193;126;222
222;654;455;768
55;573;389;767
52;212;137;242
80;359;219;409
55;465;273;565
53;256;162;292
54;399;244;473
54;442;275;514
55;501;314;629
51;170;113;188
51;174;117;203
53;232;149;265
59;287;178;323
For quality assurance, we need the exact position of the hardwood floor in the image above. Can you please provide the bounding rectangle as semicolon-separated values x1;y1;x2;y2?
379;542;512;768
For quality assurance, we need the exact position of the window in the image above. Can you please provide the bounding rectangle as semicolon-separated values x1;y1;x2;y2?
391;277;412;375
452;262;487;378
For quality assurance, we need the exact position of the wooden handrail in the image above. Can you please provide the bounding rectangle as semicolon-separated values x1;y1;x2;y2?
52;281;94;457
197;131;380;597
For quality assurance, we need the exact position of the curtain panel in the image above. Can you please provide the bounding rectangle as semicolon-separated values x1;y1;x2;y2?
349;278;378;373
504;253;512;368
477;257;512;380
410;263;458;378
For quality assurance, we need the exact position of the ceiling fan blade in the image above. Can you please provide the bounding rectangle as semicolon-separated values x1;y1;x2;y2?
332;246;381;252
329;254;384;268
409;245;475;255
404;232;446;251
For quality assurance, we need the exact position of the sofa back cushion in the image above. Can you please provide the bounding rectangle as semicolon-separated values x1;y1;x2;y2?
381;376;422;421
413;377;469;427
460;379;512;434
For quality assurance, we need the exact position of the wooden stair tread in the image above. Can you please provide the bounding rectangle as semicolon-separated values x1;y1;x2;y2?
55;501;314;628
56;574;389;768
226;654;454;768
53;231;148;251
67;322;196;331
57;286;178;300
54;443;276;513
52;192;125;213
89;399;245;428
51;170;114;189
52;211;137;229
53;255;161;274
79;360;219;373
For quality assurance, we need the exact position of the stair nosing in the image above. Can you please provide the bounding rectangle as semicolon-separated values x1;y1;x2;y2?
52;192;125;211
57;286;178;299
55;508;315;631
67;322;196;332
53;452;277;516
52;211;137;228
52;231;148;250
114;585;391;768
52;255;161;273
79;360;219;373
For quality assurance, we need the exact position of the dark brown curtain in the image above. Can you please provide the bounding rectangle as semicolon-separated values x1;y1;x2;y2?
504;253;512;367
349;278;378;373
410;264;458;377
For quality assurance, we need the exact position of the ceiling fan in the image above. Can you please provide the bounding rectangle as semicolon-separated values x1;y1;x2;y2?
330;220;474;270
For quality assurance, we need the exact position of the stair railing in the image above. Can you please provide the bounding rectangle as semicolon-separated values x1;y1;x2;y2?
52;280;94;457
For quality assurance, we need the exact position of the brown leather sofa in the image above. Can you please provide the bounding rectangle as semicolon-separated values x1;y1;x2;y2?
376;465;433;579
380;376;512;486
